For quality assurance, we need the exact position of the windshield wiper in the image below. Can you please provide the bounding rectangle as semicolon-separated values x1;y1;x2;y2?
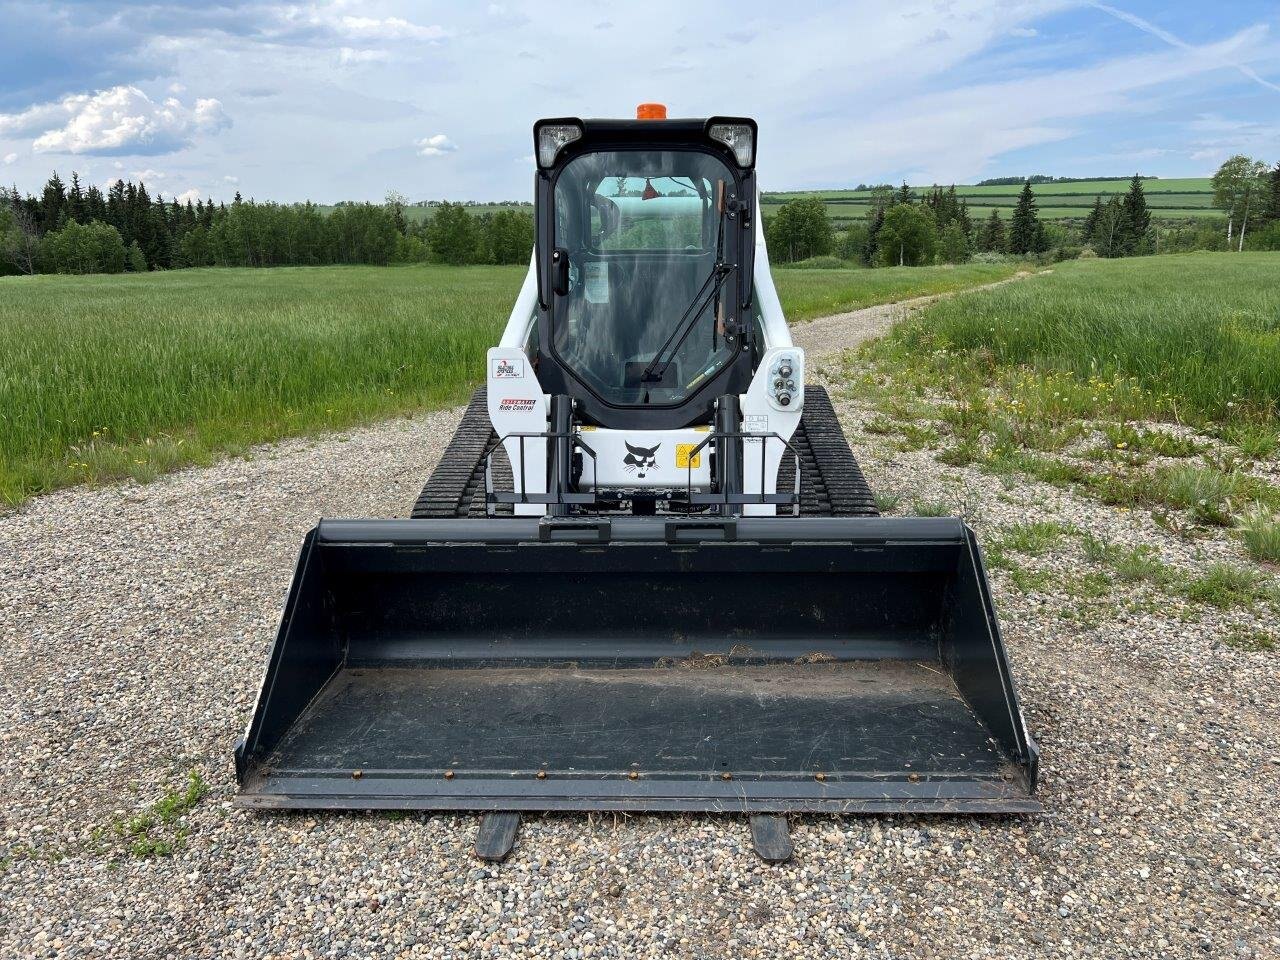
639;262;733;384
640;181;734;386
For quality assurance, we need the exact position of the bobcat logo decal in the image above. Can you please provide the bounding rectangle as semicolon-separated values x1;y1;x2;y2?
623;441;661;479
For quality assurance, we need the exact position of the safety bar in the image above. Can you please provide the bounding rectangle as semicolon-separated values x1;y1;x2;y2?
484;431;599;516
683;431;802;516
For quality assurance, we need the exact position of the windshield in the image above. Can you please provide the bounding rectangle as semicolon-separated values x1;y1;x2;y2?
552;149;740;406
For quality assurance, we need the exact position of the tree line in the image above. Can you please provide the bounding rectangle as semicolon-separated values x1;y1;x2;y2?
767;179;1056;267
767;160;1280;268
0;173;533;276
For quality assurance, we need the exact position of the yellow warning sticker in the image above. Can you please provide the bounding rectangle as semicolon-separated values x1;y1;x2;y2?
676;443;702;469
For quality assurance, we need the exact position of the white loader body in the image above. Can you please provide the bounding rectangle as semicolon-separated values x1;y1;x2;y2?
487;204;802;516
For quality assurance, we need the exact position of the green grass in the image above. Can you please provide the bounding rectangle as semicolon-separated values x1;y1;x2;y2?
92;770;209;859
1184;563;1276;609
774;261;1024;323
884;254;1280;423
1080;536;1177;585
1222;627;1276;652
995;520;1074;556
0;265;521;503
1239;507;1280;564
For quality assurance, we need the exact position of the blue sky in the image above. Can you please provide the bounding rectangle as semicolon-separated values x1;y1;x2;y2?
1;1;1277;203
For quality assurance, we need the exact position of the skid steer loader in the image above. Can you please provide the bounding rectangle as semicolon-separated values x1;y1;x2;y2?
235;105;1038;863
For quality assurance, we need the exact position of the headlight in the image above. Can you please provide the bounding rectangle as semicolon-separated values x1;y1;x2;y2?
536;123;582;168
708;121;754;167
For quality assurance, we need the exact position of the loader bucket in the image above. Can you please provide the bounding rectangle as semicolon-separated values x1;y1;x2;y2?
235;517;1038;813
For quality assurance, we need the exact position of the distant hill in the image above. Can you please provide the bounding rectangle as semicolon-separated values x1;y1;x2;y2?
761;178;1218;224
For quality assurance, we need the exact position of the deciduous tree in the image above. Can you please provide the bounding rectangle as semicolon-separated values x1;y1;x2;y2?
1212;155;1268;251
875;203;935;267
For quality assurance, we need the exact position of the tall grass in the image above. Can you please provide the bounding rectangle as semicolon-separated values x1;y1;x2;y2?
773;261;1023;323
892;253;1280;422
0;265;520;502
0;259;1024;504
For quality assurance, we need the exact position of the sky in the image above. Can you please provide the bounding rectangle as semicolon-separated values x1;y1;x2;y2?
1;0;1278;204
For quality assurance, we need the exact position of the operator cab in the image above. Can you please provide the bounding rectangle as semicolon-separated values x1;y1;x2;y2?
531;108;759;430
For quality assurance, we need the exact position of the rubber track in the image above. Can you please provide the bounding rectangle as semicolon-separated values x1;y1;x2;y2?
411;384;877;518
410;387;510;518
778;385;879;516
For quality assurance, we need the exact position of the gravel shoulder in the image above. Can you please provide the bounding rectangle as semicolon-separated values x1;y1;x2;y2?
3;285;1278;959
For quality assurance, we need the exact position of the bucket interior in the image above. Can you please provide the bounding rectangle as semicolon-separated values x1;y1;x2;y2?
237;523;1037;812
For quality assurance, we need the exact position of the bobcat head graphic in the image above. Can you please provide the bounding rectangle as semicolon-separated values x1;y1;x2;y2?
623;441;661;479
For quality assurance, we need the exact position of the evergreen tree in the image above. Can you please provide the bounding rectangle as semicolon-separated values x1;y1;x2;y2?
896;182;913;205
67;172;85;224
1264;162;1280;225
1120;174;1150;253
126;241;148;272
107;180;128;239
41;172;67;231
979;209;1005;253
1033;220;1049;254
84;184;107;223
1081;196;1103;244
1007;181;1041;255
863;205;885;265
955;193;973;240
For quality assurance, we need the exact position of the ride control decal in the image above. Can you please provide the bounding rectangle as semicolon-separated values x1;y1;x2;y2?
491;357;524;379
498;398;537;412
623;441;660;479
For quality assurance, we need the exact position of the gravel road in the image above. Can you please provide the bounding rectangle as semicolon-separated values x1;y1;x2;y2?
3;285;1278;959
789;269;1040;358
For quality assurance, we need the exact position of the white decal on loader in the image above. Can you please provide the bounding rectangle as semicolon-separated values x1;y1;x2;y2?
492;357;524;379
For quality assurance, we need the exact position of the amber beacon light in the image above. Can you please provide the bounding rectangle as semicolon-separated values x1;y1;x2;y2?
636;102;668;120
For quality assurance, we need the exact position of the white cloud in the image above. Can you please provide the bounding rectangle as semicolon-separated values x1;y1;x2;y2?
0;85;231;156
337;16;446;42
1010;27;1039;38
416;133;457;157
2;152;16;165
223;175;239;184
131;168;167;181
176;188;202;204
339;47;392;64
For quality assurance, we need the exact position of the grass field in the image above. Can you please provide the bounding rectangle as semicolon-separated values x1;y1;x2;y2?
850;252;1280;555
774;261;1023;323
0;266;520;504
0;260;1019;504
762;177;1218;224
881;253;1280;423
